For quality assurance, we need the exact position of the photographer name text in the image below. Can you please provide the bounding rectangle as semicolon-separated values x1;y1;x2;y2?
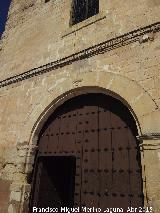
33;206;153;213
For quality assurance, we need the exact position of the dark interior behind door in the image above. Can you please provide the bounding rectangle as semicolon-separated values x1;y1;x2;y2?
31;156;76;209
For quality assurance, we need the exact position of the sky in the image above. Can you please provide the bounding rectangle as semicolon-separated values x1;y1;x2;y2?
0;0;11;39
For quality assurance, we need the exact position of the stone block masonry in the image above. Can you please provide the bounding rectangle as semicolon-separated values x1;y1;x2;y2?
0;0;160;212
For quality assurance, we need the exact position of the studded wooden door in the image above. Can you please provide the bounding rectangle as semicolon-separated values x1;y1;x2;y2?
31;94;143;211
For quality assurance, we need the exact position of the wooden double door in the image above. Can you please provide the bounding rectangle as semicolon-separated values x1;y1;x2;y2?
30;94;143;212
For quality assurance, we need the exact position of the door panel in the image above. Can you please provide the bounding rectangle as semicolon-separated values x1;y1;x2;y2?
81;106;99;208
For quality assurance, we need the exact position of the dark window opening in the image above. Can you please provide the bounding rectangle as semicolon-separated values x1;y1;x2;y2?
71;0;99;25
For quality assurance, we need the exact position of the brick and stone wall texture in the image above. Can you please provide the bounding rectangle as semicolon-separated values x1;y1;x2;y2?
0;0;160;212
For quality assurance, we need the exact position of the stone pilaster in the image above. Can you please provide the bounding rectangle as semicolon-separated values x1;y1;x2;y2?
7;143;38;213
138;134;160;213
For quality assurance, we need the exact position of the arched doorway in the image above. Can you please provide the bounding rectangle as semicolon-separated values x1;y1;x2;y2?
29;93;143;212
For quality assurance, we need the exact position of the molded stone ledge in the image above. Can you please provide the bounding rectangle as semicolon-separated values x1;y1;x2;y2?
139;140;160;150
137;133;160;141
16;142;38;158
61;11;107;38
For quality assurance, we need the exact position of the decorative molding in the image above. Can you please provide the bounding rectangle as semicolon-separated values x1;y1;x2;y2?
0;22;160;88
137;133;160;141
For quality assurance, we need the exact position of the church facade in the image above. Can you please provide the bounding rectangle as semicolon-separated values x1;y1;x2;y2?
0;0;160;212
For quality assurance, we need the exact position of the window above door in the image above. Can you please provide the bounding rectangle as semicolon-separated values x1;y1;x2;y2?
71;0;99;25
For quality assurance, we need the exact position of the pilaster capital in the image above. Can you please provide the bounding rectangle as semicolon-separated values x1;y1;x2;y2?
137;133;160;150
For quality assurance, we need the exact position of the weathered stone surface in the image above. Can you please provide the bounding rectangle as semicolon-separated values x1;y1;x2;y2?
0;0;160;212
10;191;21;202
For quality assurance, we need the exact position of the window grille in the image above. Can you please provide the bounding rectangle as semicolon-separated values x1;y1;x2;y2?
71;0;99;25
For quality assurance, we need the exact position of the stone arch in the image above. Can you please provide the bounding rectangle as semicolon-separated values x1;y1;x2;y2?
27;71;157;146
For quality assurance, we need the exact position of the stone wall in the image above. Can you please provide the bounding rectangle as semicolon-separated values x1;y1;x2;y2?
0;0;160;80
0;0;160;212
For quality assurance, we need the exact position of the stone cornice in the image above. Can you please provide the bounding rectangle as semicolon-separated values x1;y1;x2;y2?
137;133;160;141
0;22;160;88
